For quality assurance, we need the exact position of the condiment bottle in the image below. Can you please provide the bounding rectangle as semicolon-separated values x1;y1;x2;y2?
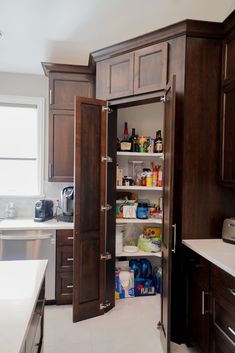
157;167;163;187
146;171;153;187
152;167;158;187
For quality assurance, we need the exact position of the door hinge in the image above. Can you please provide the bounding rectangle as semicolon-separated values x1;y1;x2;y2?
100;252;112;260
101;204;112;211
100;301;111;310
102;106;113;113
160;94;166;103
101;156;113;163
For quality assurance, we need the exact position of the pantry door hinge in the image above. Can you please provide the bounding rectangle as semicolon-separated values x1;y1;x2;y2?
160;94;166;103
100;252;112;261
102;106;113;114
100;301;111;310
101;156;113;163
101;204;112;211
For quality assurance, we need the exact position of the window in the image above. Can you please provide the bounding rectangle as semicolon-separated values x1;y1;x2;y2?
0;96;44;196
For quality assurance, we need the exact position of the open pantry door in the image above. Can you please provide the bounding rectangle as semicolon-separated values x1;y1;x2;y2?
161;76;176;353
73;97;114;322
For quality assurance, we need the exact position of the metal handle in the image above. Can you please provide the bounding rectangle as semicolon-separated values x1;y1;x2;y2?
0;234;53;240
67;236;74;240
66;285;73;289
67;258;73;262
172;224;176;253
49;89;53;105
101;156;113;163
202;291;209;315
49;162;52;179
228;326;235;336
228;288;235;296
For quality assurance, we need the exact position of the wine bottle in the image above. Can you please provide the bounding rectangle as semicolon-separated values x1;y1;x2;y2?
120;122;131;151
129;128;139;152
154;130;163;153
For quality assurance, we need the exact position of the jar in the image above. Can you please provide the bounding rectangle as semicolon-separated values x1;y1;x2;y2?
128;161;144;185
146;172;152;187
137;202;149;219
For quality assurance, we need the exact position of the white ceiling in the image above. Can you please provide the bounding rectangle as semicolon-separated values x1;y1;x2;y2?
1;0;235;75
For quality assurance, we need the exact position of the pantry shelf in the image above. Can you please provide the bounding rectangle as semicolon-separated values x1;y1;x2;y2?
116;250;161;258
117;186;163;191
116;218;162;224
117;152;164;158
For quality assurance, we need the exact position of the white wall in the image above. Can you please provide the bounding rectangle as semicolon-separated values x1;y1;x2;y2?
0;72;71;218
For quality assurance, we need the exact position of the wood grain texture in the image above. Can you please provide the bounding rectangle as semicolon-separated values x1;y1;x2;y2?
73;97;106;322
49;110;74;182
41;62;95;76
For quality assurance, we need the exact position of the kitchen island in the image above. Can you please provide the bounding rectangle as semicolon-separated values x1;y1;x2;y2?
0;260;47;353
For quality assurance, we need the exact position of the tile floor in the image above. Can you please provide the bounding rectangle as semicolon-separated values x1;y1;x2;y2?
43;295;196;353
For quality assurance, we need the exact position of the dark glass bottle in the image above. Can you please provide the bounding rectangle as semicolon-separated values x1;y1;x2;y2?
154;130;163;153
123;122;129;141
120;122;131;151
129;128;139;152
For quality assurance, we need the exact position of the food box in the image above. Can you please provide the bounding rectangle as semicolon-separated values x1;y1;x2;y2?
134;277;157;296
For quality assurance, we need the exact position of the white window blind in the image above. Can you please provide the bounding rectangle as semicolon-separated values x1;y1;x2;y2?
0;96;44;196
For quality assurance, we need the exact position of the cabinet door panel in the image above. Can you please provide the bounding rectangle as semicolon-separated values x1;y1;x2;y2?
161;76;176;353
134;43;168;94
224;35;235;80
56;230;74;246
221;81;235;186
49;110;74;182
97;53;134;100
73;97;107;322
56;245;73;271
49;73;95;110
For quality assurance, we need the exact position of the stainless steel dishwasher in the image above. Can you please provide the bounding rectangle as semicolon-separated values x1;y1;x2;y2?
0;229;56;301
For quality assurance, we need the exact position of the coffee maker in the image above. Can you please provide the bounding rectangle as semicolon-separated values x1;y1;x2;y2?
58;186;74;222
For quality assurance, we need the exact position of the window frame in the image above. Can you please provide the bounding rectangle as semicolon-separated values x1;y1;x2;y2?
0;95;45;197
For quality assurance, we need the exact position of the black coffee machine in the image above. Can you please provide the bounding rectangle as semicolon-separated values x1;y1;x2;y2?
58;186;74;222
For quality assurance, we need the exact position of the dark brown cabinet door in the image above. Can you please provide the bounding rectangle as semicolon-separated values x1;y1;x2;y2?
73;97;107;322
96;53;134;100
221;80;235;186
134;43;168;95
161;76;176;353
49;110;74;182
186;252;210;353
49;73;95;110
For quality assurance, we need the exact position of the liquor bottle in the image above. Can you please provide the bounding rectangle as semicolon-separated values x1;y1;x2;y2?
129;128;139;152
120;122;131;151
154;130;163;153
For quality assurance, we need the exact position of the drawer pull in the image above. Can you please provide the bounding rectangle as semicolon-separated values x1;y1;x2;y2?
228;288;235;296
228;326;235;336
202;291;209;315
67;258;73;262
67;237;74;240
66;285;73;289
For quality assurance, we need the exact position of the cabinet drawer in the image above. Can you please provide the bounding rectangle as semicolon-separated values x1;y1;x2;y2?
212;292;235;345
186;249;210;290
56;272;73;304
57;230;74;246
212;325;235;353
211;265;235;306
57;245;73;271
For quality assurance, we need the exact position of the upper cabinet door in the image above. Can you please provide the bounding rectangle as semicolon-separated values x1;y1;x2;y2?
96;53;134;100
221;80;235;186
161;76;176;353
134;43;168;95
49;73;95;110
49;110;74;182
73;97;107;322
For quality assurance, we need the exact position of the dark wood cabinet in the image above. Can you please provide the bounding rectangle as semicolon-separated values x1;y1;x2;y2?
186;250;210;353
134;42;168;94
185;249;235;353
211;265;235;353
42;63;95;182
96;43;168;100
56;230;73;304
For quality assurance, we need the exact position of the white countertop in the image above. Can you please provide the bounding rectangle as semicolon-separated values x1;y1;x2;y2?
0;260;47;353
182;239;235;277
0;218;74;230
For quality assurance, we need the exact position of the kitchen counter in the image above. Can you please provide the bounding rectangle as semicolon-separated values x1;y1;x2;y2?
182;238;235;277
0;218;74;230
0;260;47;353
